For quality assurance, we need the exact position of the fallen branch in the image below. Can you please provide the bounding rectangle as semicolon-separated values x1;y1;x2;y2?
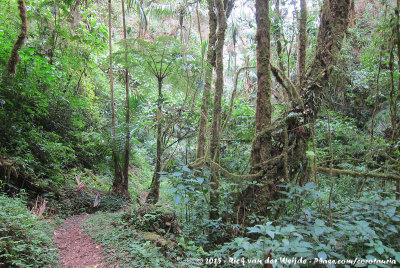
317;167;400;181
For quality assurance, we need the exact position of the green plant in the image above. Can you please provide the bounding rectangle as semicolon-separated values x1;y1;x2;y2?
215;184;400;268
0;194;58;267
84;212;179;267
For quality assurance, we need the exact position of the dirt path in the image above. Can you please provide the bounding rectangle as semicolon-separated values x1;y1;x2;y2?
54;214;107;268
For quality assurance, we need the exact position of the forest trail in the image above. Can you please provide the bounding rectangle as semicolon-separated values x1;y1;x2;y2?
54;214;108;268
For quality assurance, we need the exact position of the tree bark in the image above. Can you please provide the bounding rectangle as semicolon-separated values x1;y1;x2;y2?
146;78;164;204
209;0;228;221
6;0;27;76
235;0;351;226
234;0;272;227
297;0;307;88
196;0;217;160
252;0;271;175
274;0;285;72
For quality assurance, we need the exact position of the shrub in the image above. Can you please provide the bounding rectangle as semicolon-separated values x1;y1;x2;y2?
215;183;400;267
0;194;58;267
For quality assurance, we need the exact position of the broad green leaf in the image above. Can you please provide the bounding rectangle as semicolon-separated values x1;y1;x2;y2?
318;251;327;260
196;177;204;185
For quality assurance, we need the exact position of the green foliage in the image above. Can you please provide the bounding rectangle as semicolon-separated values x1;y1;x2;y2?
97;193;130;212
216;183;400;267
0;0;112;192
0;193;58;267
315;110;366;161
84;212;179;267
57;185;130;217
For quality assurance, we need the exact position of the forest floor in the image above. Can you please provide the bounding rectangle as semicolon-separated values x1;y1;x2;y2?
54;214;109;268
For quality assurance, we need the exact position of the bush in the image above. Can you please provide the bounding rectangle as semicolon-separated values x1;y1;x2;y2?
215;183;400;268
83;212;178;267
0;194;58;267
57;186;130;217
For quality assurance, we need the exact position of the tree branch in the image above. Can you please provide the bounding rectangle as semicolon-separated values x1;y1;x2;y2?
270;64;304;109
317;167;400;181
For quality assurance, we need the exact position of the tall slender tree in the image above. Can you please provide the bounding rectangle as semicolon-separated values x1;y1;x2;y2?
196;0;217;161
145;40;177;204
208;0;228;221
108;0;123;199
112;0;131;199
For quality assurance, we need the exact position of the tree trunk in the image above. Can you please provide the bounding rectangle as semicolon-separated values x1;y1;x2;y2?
274;0;285;72
196;0;217;160
297;0;307;88
6;0;27;76
147;78;164;204
112;0;131;199
108;0;122;197
208;0;228;222
234;0;272;227
393;0;400;199
234;0;351;226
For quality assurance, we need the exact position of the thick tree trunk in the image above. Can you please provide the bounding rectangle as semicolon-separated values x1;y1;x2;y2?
209;0;228;221
196;0;217;160
147;78;164;204
6;0;27;76
235;0;351;226
234;0;272;227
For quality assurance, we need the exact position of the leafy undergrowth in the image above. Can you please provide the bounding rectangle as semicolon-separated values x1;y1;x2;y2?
212;184;400;268
56;186;130;217
0;194;58;267
83;183;400;268
83;206;205;267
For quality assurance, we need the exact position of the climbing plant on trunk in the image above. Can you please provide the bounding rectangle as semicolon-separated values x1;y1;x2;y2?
208;0;235;222
235;0;351;226
5;0;27;77
196;0;217;161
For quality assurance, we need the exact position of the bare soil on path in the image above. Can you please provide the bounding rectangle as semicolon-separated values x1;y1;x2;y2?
54;214;107;268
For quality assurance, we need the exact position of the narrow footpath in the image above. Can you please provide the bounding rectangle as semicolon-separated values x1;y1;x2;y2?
54;214;108;268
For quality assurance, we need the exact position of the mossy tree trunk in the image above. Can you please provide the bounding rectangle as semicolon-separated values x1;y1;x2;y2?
273;0;285;73
234;0;272;227
209;0;228;221
297;0;307;88
235;0;351;226
6;0;27;77
196;0;217;160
